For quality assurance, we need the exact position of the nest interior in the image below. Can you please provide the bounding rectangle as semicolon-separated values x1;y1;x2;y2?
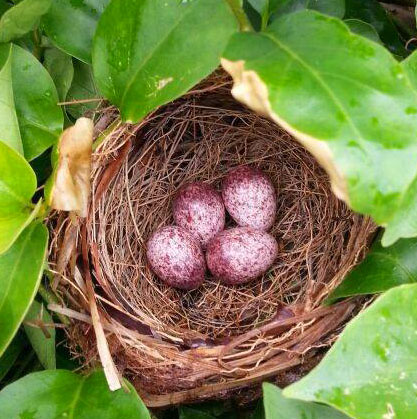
50;73;376;407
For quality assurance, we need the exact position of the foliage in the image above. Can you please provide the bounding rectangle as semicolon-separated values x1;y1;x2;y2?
0;0;51;43
0;43;63;160
65;59;99;119
42;0;110;64
263;383;349;418
0;369;150;418
0;0;417;418
222;10;417;247
328;235;417;302
344;0;407;56
0;141;39;253
92;0;238;122
23;300;56;370
0;222;48;357
284;284;417;418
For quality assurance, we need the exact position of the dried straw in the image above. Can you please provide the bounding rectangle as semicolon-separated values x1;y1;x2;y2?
49;72;376;407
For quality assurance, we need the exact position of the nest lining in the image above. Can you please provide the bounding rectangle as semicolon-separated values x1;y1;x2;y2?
49;73;376;406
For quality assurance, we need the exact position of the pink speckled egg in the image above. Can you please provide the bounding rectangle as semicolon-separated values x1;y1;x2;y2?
222;166;276;231
146;226;205;290
173;182;225;248
206;227;278;285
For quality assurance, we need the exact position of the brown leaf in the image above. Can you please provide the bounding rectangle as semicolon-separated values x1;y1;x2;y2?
49;117;93;217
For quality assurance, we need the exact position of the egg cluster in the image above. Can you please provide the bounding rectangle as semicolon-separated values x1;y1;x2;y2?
146;166;279;290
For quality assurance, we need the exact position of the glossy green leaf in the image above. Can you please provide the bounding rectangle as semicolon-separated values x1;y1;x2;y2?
263;383;348;419
0;0;51;43
0;43;22;154
42;0;110;64
328;236;417;303
0;222;48;357
345;18;382;44
0;369;151;418
0;332;26;381
271;0;345;19
344;0;407;57
93;0;238;123
10;44;63;160
222;10;417;246
24;300;56;370
43;46;74;102
0;141;39;254
0;43;64;160
284;284;417;418
66;59;99;119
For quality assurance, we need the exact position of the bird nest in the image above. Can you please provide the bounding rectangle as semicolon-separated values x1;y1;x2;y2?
49;72;376;407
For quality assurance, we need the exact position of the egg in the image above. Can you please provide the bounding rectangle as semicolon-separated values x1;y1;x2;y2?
173;182;225;248
222;165;276;231
146;226;206;290
206;227;278;285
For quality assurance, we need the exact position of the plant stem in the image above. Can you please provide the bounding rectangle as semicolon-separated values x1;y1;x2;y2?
38;283;70;326
226;0;253;31
32;28;42;61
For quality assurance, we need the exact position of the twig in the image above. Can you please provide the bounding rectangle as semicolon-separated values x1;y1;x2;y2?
58;98;103;106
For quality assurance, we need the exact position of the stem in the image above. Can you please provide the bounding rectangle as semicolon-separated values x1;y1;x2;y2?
226;0;253;31
261;10;269;31
38;283;70;326
32;28;42;61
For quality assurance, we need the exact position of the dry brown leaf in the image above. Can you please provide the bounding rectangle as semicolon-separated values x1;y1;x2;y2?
49;117;93;217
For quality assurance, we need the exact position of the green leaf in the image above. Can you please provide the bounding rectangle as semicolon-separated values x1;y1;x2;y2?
92;0;238;123
24;300;56;370
0;43;22;154
328;236;417;303
66;59;99;119
0;43;64;161
263;383;348;419
271;0;345;19
0;222;48;357
0;332;26;381
0;141;39;254
0;369;151;418
345;18;382;44
284;284;417;418
344;0;407;57
222;10;417;246
43;46;74;102
42;0;110;64
0;0;51;43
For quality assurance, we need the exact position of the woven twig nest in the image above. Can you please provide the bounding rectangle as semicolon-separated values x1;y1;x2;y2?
49;72;376;407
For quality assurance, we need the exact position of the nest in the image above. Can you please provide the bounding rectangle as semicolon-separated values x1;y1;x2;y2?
49;72;376;407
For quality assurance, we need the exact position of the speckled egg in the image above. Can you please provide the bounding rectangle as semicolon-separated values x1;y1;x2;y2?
146;226;206;290
222;166;276;231
206;227;278;285
173;182;225;248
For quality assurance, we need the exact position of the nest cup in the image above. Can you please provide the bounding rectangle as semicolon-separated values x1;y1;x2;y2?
49;72;376;407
